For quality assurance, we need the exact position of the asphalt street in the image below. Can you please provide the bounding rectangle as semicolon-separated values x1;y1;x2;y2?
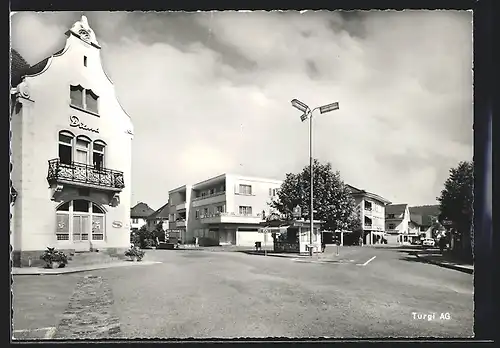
12;245;473;339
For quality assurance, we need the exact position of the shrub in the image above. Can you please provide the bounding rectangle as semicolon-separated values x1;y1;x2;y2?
40;247;68;268
124;246;145;261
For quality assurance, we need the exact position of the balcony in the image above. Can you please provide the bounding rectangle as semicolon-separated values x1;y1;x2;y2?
176;220;186;227
192;191;226;207
176;202;187;210
386;229;399;234
200;212;263;225
47;159;124;191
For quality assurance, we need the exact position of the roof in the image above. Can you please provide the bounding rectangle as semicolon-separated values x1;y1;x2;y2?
409;205;441;227
130;202;155;218
10;49;30;87
385;204;408;216
346;184;392;205
148;202;170;220
10;47;65;88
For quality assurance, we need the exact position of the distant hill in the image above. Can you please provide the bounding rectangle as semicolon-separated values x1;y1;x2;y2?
409;205;441;226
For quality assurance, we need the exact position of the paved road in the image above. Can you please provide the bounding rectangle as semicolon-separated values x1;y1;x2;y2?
12;246;473;339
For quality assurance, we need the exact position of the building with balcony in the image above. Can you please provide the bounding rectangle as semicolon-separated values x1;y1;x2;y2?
130;202;155;231
385;203;412;244
10;16;134;266
346;184;392;245
167;174;282;246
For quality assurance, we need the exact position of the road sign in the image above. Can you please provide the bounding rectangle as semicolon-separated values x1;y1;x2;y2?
319;102;339;114
442;220;453;226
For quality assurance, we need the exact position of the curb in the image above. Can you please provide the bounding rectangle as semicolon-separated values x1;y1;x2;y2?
242;251;313;259
12;261;162;276
415;253;473;274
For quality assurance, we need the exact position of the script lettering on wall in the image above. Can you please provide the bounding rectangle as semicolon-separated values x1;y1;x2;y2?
69;115;99;133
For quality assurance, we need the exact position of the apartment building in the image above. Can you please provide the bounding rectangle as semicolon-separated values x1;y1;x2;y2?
168;174;283;246
10;16;134;266
385;203;412;244
346;185;392;245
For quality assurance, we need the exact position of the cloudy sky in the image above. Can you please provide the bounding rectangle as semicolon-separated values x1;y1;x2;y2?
11;11;473;209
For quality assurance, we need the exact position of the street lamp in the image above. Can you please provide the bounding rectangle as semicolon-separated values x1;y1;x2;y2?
291;98;340;256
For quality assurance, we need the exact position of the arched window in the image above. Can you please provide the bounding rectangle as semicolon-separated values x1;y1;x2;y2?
93;140;106;170
75;135;91;164
56;200;106;242
58;131;74;165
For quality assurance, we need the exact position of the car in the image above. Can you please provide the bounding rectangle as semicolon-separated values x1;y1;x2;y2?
422;238;435;247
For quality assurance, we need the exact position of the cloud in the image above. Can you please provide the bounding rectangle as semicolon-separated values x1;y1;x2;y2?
10;11;473;208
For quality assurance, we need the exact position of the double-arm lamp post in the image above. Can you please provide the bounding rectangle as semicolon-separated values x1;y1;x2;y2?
291;99;340;256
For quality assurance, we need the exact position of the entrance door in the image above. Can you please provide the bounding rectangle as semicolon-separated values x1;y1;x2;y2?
72;214;91;251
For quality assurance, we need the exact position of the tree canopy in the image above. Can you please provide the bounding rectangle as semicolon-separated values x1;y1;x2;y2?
437;160;473;256
270;159;360;232
437;161;473;232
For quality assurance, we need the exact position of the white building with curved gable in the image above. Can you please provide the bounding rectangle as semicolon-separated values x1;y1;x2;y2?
10;15;134;267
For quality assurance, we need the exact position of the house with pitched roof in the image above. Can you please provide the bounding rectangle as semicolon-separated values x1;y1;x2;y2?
146;201;170;231
409;205;446;240
10;15;134;267
346;184;392;245
130;202;155;231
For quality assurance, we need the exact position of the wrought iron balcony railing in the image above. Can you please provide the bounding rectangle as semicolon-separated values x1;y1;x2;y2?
47;159;125;191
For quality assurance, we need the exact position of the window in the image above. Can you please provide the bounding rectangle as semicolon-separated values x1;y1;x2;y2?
70;85;99;114
56;200;105;242
203;207;209;216
216;205;225;213
86;89;99;114
195;210;200;219
83;56;87;67
209;188;215;195
75;136;90;164
70;85;84;108
239;184;252;195
388;223;395;230
364;201;372;211
201;191;207;198
239;206;252;215
132;218;138;224
269;188;272;196
93;141;105;170
387;214;395;219
59;131;74;165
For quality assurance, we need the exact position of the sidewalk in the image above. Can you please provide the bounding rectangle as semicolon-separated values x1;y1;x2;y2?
415;250;473;274
12;260;162;276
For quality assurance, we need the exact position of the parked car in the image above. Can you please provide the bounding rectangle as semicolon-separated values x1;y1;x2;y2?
422;238;436;247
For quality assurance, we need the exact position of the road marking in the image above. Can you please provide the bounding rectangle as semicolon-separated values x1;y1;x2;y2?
45;327;57;339
357;256;376;266
13;327;57;339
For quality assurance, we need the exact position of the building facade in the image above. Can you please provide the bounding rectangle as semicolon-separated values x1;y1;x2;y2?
146;202;169;232
10;16;134;266
130;202;155;231
168;174;283;246
347;185;392;245
385;204;412;244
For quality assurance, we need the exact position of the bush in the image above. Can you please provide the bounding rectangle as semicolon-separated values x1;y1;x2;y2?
124;246;145;261
40;247;68;268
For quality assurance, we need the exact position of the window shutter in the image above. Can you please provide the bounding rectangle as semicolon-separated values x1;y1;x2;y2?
235;184;239;194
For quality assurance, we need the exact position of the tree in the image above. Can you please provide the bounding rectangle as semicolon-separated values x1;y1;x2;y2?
437;161;473;258
270;159;360;232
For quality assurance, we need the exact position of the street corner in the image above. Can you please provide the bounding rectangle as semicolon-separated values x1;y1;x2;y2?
12;327;56;340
